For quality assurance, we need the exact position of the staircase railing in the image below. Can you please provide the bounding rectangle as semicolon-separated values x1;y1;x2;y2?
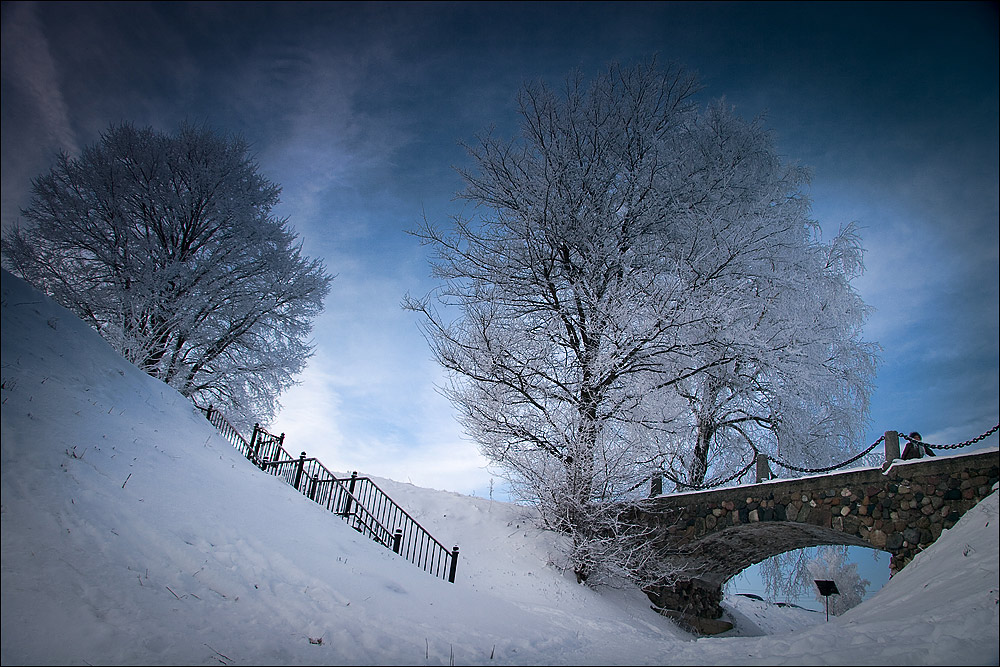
199;405;459;583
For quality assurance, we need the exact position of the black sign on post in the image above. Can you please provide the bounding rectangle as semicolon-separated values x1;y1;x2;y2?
814;579;840;621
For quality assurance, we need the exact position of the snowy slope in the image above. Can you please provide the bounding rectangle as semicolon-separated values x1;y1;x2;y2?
2;268;998;665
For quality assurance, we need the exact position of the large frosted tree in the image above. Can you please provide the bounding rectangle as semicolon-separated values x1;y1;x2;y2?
407;61;877;582
654;105;878;489
2;123;332;427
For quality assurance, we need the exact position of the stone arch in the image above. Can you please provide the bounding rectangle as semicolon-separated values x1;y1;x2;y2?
679;521;874;588
638;449;998;624
643;521;874;621
726;541;890;598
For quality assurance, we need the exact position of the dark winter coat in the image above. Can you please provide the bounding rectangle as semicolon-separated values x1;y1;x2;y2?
901;441;936;460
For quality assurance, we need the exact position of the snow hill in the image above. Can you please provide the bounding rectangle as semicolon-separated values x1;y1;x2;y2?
2;268;998;666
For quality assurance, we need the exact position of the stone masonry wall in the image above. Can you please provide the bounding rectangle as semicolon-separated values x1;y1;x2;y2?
639;449;999;620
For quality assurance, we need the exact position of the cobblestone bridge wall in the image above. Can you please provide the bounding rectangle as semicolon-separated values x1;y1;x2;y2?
636;448;999;621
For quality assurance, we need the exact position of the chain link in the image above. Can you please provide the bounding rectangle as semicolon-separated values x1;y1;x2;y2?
663;457;758;491
768;435;885;474
899;424;999;451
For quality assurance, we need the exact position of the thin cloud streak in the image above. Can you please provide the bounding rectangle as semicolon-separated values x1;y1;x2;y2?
0;3;78;155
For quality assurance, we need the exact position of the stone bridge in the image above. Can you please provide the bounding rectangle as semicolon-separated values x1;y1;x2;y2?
634;446;999;626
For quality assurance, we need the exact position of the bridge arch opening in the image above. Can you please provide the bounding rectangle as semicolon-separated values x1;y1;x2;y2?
642;520;893;620
672;520;876;588
725;543;891;612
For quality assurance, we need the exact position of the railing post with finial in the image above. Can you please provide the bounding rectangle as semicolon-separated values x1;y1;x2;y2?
342;471;358;517
293;452;307;491
250;423;261;463
448;546;459;583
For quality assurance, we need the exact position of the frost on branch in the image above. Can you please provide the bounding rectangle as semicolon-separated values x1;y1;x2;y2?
406;59;877;583
2;123;332;428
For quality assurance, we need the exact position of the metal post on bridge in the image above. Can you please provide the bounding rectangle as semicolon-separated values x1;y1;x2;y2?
755;453;773;483
884;431;901;466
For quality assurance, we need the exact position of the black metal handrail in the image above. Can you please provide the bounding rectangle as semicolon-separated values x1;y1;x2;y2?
203;404;252;452
198;405;459;583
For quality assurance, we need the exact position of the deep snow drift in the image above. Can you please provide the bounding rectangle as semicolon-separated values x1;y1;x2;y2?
2;268;998;665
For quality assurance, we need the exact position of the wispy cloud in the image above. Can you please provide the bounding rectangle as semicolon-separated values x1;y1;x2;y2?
1;2;79;229
273;346;495;496
0;3;79;155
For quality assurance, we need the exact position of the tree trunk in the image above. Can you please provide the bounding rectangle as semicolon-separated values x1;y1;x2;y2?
688;418;716;487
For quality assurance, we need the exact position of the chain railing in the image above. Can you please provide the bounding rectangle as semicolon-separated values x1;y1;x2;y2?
198;405;459;583
659;457;759;492
649;423;999;496
767;435;886;475
900;425;1000;451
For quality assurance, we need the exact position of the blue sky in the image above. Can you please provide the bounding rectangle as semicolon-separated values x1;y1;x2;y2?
2;0;997;512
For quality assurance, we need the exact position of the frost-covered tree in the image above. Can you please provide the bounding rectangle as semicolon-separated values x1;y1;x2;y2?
2;123;332;427
406;60;876;582
616;102;876;487
635;103;879;489
665;223;878;488
406;61;704;582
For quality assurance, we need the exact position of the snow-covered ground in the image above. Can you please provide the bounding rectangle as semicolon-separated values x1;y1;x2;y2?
2;268;998;665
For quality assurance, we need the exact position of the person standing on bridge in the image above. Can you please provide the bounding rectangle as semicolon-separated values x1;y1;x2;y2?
902;431;936;460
